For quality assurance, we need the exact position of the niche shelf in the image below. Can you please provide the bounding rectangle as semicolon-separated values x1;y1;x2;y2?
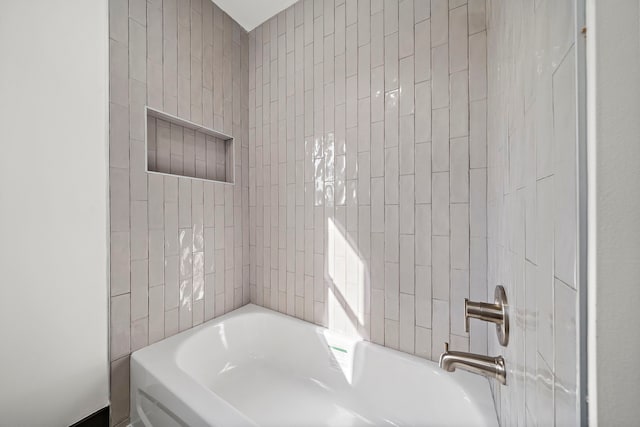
145;106;234;184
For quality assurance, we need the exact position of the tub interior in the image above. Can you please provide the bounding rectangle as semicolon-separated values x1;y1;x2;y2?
170;308;497;426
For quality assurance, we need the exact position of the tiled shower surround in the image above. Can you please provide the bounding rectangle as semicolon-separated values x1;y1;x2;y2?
486;0;579;425
248;0;488;359
109;0;580;425
108;0;248;423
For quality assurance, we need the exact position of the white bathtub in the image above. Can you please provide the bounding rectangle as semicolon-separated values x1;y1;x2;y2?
130;304;498;427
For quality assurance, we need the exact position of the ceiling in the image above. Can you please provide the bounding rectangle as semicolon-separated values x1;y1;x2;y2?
213;0;299;32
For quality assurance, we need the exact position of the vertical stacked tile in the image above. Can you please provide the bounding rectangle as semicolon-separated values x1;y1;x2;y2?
485;0;579;425
356;0;371;341
412;0;432;359
467;0;487;359
248;0;487;369
108;0;249;424
331;0;347;332
446;0;470;354
430;0;450;357
108;0;133;424
397;0;414;354
369;0;385;346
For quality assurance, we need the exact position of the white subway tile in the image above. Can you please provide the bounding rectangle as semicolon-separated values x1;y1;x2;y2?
469;31;487;101
110;232;131;296
554;279;578;426
432;108;450;172
371;288;385;344
165;308;179;338
536;354;554;427
469;99;487;168
523;259;537;416
398;0;414;58
110;294;131;360
110;356;130;423
450;136;469;202
384;319;399;349
448;5;468;73
110;42;129;108
384;147;399;204
536;176;554;363
371;177;385;232
346;75;358;127
110;167;130;232
415;265;432;327
384;33;399;91
415;142;431;203
431;0;448;47
148;285;165;343
414;0;430;23
130;140;148;201
415;326;432;359
450;71;469;138
399;293;415;353
432;172;450;235
399;174;415;234
371;121;385;177
371;12;384;67
109;102;129;168
414;82;431;143
384;0;399;35
358;45;371;99
371;66;385;122
346;23;358;77
131;259;149;321
129;20;147;83
432;299;450;352
431;44;449;109
358;98;371;152
468;0;485;34
449;0;466;9
384;205;400;262
549;0;575;70
399;235;415;294
399;56;414;116
449;333;469;352
384;90;399;147
552;47;577;289
470;168;487;238
149;229;165;286
131;201;149;260
109;0;129;44
450;203;469;270
414;19;431;83
415;204;432;266
335;3;346;55
399;115;415;175
358;0;370;46
432;236;449;300
165;255;180;310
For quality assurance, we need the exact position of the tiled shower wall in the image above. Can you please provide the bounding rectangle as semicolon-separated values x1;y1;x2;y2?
248;0;488;360
486;0;579;425
108;0;248;424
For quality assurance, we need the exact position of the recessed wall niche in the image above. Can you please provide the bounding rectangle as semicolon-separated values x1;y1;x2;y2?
145;107;234;184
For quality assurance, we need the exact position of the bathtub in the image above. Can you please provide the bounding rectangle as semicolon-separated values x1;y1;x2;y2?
130;304;498;427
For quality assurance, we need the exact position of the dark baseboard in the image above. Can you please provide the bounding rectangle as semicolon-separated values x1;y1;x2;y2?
70;406;109;427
